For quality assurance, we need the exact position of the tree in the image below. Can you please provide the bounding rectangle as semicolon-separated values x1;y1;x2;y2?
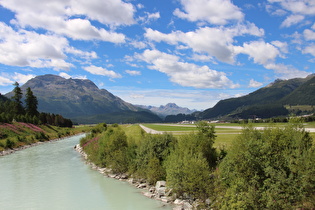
11;82;24;116
25;87;38;116
165;133;211;199
216;120;315;209
195;121;218;168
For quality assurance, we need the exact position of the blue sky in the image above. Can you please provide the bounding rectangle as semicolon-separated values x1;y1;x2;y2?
0;0;314;110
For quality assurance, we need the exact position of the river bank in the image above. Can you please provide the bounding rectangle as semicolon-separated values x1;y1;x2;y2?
74;144;195;210
0;132;85;156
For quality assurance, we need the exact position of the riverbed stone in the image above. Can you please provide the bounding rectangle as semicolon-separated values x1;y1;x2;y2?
183;201;193;210
155;181;167;198
144;192;154;198
137;183;147;189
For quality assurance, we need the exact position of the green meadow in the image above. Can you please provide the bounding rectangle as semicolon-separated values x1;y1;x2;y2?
137;122;315;148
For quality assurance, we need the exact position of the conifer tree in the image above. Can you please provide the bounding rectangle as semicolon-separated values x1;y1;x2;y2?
11;82;25;116
25;87;39;116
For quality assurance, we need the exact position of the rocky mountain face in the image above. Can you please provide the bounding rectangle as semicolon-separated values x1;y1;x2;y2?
5;74;161;123
137;103;196;118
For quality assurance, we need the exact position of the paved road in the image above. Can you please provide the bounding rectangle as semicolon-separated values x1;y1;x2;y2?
139;124;163;134
139;124;315;134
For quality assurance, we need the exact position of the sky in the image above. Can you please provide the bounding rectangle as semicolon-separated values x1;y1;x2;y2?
0;0;314;110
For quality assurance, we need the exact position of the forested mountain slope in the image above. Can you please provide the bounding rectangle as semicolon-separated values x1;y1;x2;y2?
199;74;315;119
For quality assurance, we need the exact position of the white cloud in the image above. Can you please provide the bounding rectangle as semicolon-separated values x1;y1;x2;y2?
268;0;315;28
59;72;71;79
281;14;304;27
0;75;13;86
0;72;35;87
59;18;126;42
303;44;315;56
271;40;288;54
265;63;309;79
268;0;315;15
125;70;141;76
174;0;244;25
12;72;36;84
304;29;315;40
83;65;122;78
137;4;144;9
138;12;161;24
145;23;264;64
236;40;308;79
130;40;147;49
0;22;74;70
70;0;135;26
248;79;263;88
235;41;280;65
135;49;239;89
191;54;216;63
66;47;98;60
0;22;100;70
0;0;133;42
59;72;87;79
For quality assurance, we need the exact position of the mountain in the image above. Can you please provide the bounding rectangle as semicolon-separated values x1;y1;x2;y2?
136;103;196;118
199;74;315;120
280;74;315;105
5;74;161;123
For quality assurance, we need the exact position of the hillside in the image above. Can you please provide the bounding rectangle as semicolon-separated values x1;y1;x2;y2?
200;74;315;119
5;75;161;123
0;122;89;153
280;75;315;105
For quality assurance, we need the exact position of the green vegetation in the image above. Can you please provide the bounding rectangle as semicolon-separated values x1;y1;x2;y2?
215;120;315;209
81;120;315;208
197;75;315;120
0;122;91;152
9;74;162;124
0;82;73;127
0;82;91;152
143;124;196;132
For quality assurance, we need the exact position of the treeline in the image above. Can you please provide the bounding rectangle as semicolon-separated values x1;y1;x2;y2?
0;82;72;127
81;120;315;208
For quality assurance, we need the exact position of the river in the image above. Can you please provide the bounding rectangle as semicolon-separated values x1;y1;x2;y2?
0;134;172;210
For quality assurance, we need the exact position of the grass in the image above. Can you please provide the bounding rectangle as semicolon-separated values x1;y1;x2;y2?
143;124;196;131
0;122;93;151
121;124;144;144
137;122;315;149
120;124;239;149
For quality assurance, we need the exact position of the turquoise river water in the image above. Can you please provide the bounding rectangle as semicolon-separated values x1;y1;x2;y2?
0;134;172;210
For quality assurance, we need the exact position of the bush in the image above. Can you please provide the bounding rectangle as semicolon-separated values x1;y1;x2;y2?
215;120;315;209
6;138;15;149
165;133;212;200
134;133;176;179
35;132;49;141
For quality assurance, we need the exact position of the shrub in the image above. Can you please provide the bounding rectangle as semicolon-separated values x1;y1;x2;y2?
215;120;315;209
5;138;15;149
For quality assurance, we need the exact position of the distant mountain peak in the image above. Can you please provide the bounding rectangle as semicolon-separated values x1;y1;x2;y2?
137;103;195;117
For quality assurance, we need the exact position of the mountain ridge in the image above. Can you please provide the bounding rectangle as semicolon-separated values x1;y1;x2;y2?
199;74;315;120
5;74;161;123
136;103;196;118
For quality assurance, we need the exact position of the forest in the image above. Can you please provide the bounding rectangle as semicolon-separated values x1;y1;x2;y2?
80;120;315;209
